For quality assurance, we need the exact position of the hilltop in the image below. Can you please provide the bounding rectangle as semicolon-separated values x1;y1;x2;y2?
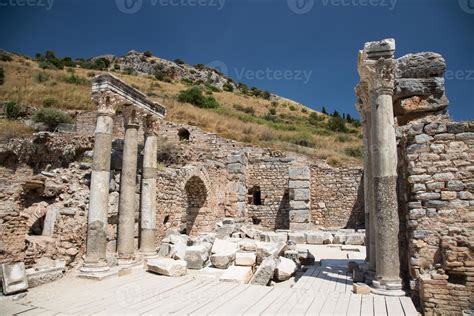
0;50;362;166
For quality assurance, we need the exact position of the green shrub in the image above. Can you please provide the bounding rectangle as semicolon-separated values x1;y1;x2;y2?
336;134;351;143
301;108;308;113
327;116;348;133
289;105;296;111
174;58;185;65
144;50;153;57
32;108;73;128
4;102;21;119
124;67;136;76
177;87;219;109
181;78;194;85
344;146;363;158
271;101;278;107
113;63;120;70
0;67;4;85
269;108;277;115
63;74;87;85
233;104;255;115
223;82;234;92
0;53;13;62
33;71;49;83
43;97;59;108
205;83;221;93
39;60;58;70
262;91;271;100
289;133;315;148
308;112;325;126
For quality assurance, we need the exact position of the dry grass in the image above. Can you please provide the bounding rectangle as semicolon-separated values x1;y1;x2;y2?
0;56;362;166
0;119;33;142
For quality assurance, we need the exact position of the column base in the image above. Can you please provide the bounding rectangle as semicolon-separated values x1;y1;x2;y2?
78;262;116;280
140;251;159;259
370;280;406;296
80;261;110;273
117;256;142;268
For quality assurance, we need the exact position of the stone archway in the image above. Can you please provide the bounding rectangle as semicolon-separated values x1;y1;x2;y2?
184;176;208;236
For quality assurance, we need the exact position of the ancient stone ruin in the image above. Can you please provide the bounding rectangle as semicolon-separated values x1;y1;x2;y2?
0;39;472;315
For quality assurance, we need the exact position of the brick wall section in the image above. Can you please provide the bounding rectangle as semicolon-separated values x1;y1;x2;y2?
399;120;474;315
310;164;364;228
246;158;291;230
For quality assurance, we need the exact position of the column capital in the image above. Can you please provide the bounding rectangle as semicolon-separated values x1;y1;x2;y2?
143;114;160;137
122;105;140;129
92;90;119;117
358;57;395;97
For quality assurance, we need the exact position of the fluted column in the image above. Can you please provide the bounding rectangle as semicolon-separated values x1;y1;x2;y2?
140;115;159;256
359;38;402;293
117;107;139;264
82;93;116;273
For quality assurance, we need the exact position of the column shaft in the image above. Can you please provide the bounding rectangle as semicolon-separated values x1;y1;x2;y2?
371;91;401;287
83;113;113;271
140;135;158;255
117;124;139;261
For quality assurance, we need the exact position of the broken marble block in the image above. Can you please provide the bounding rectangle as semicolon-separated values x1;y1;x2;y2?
1;262;28;294
288;232;305;244
306;231;333;244
250;256;277;286
172;241;187;260
353;282;370;294
345;233;365;245
256;242;287;264
275;257;297;281
220;266;253;284
26;259;65;288
238;239;257;252
185;245;209;269
147;258;187;277
235;252;256;266
333;232;347;245
211;239;237;254
210;252;235;269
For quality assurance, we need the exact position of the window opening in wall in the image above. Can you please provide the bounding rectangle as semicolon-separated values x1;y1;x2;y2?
163;215;170;225
178;128;190;142
447;272;466;286
252;217;261;225
248;186;262;206
29;215;46;236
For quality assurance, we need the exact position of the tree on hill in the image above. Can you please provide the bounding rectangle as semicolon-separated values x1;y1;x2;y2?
322;106;328;115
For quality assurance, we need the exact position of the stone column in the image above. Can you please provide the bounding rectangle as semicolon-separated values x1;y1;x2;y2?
356;82;377;274
359;39;402;293
140;115;159;257
288;166;311;230
117;107;139;264
81;94;115;273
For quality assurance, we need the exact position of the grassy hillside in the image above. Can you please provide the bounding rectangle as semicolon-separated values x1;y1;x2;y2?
0;53;362;166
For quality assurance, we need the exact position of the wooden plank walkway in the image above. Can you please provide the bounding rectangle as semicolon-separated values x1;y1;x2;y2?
0;267;418;316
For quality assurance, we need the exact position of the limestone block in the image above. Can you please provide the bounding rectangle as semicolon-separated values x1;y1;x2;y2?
289;200;310;210
364;38;395;57
240;225;258;239
288;232;306;244
210;252;235;269
172;242;187;260
260;232;281;243
256;242;287;264
184;245;209;270
396;95;448;115
288;167;310;180
249;256;277;286
394;78;445;101
289;223;310;231
276;257;297;281
395;52;446;78
353;282;370;294
219;266;253;284
147;258;187;277
1;262;28;294
26;260;65;288
211;239;237;254
216;224;235;238
447;180;464;191
157;243;172;257
275;232;288;243
289;210;309;223
226;163;245;174
288;180;310;189
345;233;365;245
333;232;347;244
305;232;333;245
238;239;257;252
291;189;310;201
441;191;457;200
235;252;256;266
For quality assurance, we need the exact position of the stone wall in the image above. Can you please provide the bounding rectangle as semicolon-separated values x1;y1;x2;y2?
246;157;291;230
310;163;364;228
398;119;474;315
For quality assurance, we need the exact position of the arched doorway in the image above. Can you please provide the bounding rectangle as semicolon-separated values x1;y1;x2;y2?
184;176;207;235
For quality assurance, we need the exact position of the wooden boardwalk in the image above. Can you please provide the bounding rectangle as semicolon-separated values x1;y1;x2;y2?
0;265;418;316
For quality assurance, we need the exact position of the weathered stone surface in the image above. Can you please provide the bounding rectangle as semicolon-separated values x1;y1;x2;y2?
211;239;237;254
333;232;347;244
353;282;370;294
238;239;257;252
345;233;365;245
256;242;286;264
1;262;28;294
289;200;310;210
219;266;252;284
210;252;235;269
288;232;306;244
396;95;448;115
235;252;256;266
26;260;65;288
275;257;296;281
289;210;309;223
184;245;209;270
395;52;446;78
288;166;310;180
394;78;445;102
147;258;187;277
249;256;277;286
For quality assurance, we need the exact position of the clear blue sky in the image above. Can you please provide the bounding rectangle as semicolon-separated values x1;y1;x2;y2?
1;0;473;120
